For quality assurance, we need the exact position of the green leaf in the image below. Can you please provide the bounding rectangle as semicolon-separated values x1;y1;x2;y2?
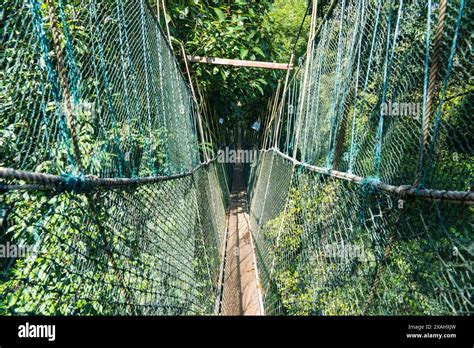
213;8;226;21
254;84;264;95
252;47;265;58
164;12;172;24
220;69;229;81
7;293;17;307
240;48;249;60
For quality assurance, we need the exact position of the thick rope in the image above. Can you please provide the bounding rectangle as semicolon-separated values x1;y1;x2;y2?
415;0;448;187
425;0;466;186
424;0;448;144
45;0;83;172
0;159;215;192
271;148;474;204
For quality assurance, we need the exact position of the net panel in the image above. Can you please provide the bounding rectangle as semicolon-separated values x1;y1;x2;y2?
285;0;472;191
250;0;472;316
1;0;200;176
249;151;472;315
1;0;229;315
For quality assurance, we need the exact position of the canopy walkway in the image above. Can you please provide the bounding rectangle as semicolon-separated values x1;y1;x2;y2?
0;0;472;316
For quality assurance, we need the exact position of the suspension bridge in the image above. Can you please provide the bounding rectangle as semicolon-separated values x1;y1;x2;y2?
0;0;472;316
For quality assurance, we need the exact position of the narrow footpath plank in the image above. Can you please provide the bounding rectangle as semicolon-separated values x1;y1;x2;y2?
220;164;263;315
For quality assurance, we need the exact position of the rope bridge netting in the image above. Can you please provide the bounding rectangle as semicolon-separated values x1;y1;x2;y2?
0;0;230;314
247;0;472;315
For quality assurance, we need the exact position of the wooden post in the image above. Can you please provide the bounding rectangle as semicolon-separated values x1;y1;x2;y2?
181;43;209;162
273;53;294;149
293;0;318;160
161;0;173;48
263;80;281;149
156;0;161;24
260;98;273;147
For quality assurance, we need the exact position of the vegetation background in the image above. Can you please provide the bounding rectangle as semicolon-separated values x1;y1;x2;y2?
150;0;312;136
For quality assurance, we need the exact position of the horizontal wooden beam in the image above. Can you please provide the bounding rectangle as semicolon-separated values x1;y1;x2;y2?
187;55;292;70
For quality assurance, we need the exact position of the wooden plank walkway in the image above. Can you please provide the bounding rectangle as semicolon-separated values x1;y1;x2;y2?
220;163;263;315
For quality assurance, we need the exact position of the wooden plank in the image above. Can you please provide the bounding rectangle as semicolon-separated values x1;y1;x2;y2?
187;55;292;70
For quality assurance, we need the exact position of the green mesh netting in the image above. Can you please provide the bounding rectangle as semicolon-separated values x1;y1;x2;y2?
1;0;472;317
2;0;200;176
249;0;472;315
289;0;473;190
1;0;230;315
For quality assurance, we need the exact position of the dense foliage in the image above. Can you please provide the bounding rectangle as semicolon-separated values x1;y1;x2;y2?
152;0;310;135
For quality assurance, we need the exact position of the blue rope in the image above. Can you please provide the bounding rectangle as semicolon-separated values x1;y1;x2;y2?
347;0;383;173
285;85;292;155
114;0;134;177
89;0;124;177
59;173;91;193
325;0;347;169
29;0;74;171
139;0;156;174
358;176;381;226
118;0;151;176
347;0;366;174
327;0;364;169
58;0;81;104
309;20;328;164
151;15;171;174
373;0;403;176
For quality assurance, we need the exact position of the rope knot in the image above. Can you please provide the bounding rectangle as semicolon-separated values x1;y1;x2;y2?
361;176;381;192
58;174;90;193
397;185;413;200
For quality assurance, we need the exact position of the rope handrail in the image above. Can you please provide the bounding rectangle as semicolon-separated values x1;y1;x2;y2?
0;158;216;192
270;148;473;204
